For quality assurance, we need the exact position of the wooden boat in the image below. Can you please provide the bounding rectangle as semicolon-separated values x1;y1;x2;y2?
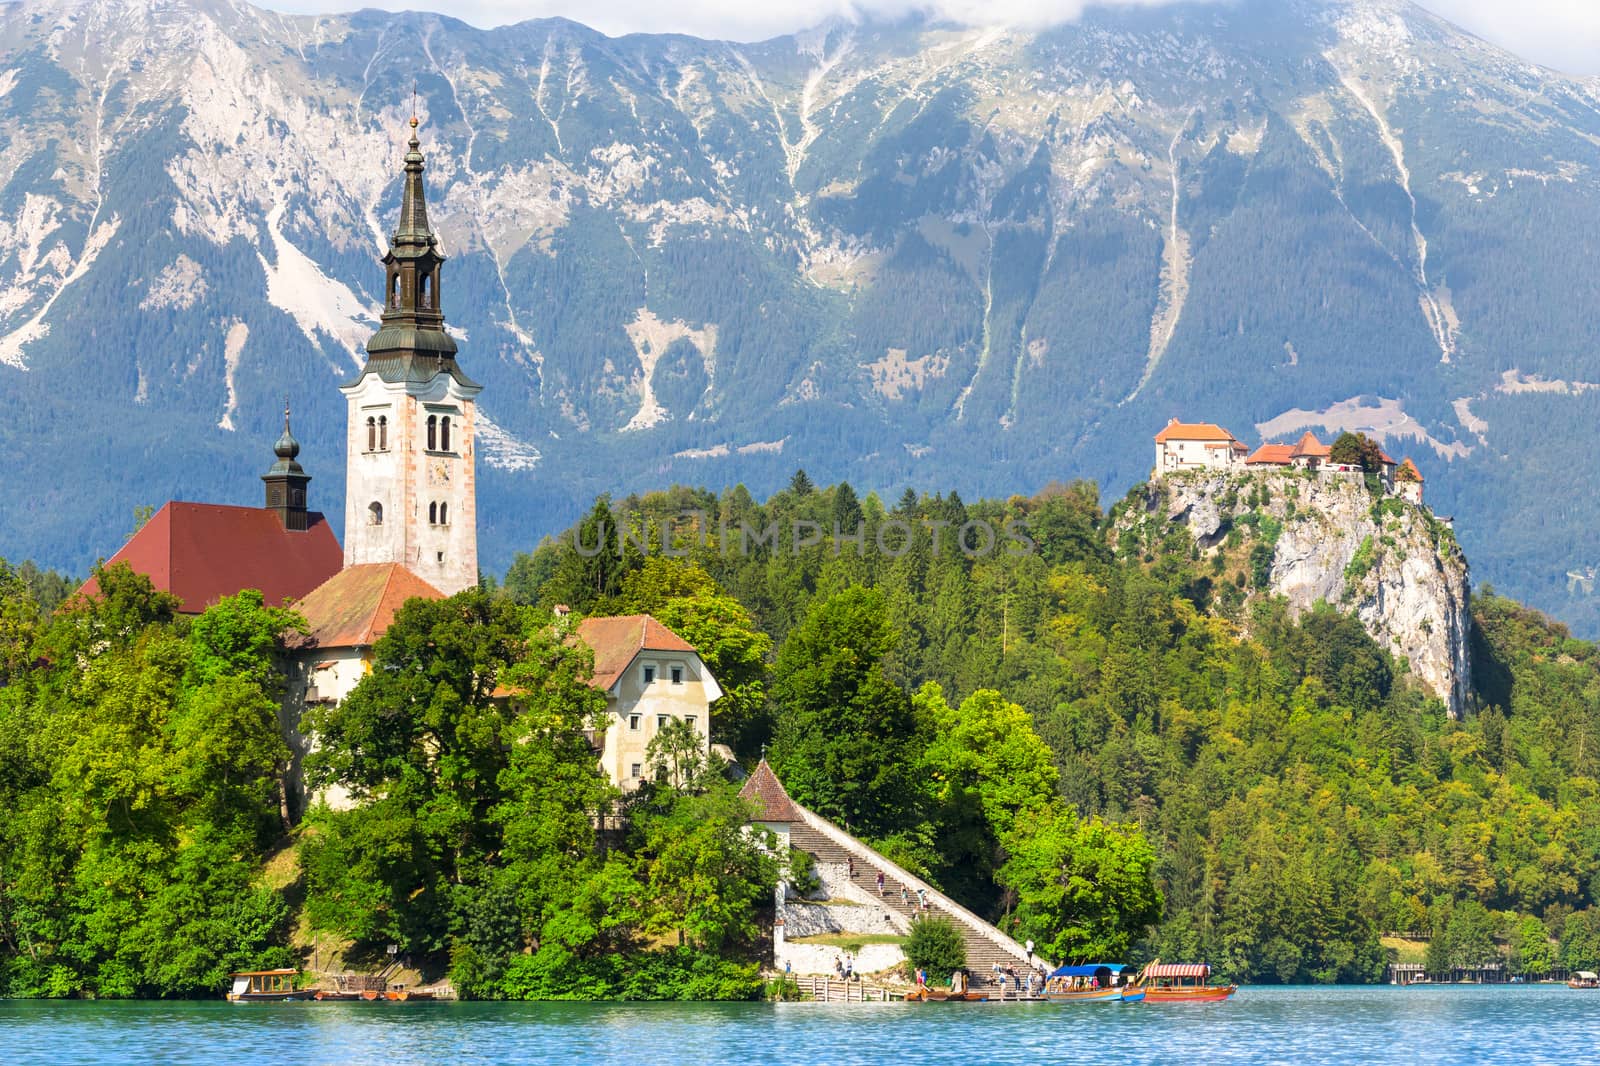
1138;961;1238;1002
226;970;302;1002
1568;971;1600;989
384;987;436;1002
313;989;360;1002
1043;964;1141;1004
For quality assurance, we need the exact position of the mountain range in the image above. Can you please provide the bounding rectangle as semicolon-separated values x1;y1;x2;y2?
5;0;1600;631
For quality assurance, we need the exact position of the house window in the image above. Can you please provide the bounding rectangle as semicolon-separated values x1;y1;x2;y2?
368;501;383;525
643;665;656;684
685;715;697;732
657;715;668;730
427;414;438;451
436;551;445;563
629;714;640;731
670;666;683;685
441;416;452;452
630;763;642;779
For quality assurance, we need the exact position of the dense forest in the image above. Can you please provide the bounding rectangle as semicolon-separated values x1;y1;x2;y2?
7;473;1600;997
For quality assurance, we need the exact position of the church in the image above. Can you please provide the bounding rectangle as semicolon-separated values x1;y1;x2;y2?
89;117;717;812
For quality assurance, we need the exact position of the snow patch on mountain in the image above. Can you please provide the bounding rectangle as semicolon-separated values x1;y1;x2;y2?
475;410;541;472
217;319;248;431
256;200;377;367
141;254;208;310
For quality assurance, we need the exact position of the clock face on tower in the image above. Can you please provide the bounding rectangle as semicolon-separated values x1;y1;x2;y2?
429;459;451;485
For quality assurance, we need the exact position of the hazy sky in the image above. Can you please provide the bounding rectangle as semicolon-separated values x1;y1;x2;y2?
262;0;1600;76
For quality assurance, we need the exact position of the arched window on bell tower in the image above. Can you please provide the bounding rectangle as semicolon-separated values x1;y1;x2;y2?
427;414;437;451
366;416;376;452
388;270;400;309
420;271;433;311
429;502;438;525
369;501;384;525
441;415;452;452
378;415;388;451
440;502;448;525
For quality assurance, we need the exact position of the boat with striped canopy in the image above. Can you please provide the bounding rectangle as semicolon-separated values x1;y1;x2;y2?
1138;961;1237;1003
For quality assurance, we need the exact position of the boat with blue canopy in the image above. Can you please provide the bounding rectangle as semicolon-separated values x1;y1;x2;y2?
1043;963;1144;1003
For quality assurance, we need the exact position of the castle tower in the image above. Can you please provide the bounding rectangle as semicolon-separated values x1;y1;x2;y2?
341;117;480;595
262;401;312;531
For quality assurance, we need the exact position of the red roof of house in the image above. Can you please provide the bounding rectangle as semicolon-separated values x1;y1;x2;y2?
576;614;696;691
80;501;342;615
1245;443;1297;465
1154;419;1240;444
293;564;444;649
738;759;803;822
1397;458;1424;482
1290;431;1331;459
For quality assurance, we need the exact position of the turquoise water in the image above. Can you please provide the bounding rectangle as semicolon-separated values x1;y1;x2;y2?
1;986;1590;1065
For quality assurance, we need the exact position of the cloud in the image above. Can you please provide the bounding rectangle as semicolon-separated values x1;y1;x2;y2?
260;0;1600;75
1421;0;1600;75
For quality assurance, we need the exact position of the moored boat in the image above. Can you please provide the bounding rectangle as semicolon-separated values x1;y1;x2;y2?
1568;971;1600;989
1043;964;1141;1004
1138;961;1238;1002
226;970;303;1002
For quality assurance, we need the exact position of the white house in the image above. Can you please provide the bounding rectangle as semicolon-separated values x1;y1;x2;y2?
1153;419;1248;475
575;613;719;790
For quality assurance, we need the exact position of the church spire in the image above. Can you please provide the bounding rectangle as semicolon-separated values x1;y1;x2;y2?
262;397;312;531
354;112;474;388
393;117;434;249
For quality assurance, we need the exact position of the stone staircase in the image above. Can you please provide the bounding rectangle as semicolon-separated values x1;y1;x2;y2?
786;812;1048;996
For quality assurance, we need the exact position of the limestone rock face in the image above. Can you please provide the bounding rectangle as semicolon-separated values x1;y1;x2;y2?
1135;470;1471;716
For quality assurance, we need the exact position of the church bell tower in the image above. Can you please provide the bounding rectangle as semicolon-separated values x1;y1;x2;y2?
341;117;480;594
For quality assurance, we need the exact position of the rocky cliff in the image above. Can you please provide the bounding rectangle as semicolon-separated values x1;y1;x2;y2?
1124;469;1471;716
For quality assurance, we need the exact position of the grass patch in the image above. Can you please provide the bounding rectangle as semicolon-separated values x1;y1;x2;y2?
1382;937;1427;965
791;933;907;950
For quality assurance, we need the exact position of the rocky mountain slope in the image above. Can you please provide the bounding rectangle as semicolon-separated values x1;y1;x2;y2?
2;0;1599;630
1122;468;1470;714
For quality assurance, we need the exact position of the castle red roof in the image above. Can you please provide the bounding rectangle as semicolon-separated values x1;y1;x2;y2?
576;614;697;691
1245;443;1296;465
1290;431;1331;459
293;564;444;649
738;759;803;822
80;501;342;615
1154;419;1240;444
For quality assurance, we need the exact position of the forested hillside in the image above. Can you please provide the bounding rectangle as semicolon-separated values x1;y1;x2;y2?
7;474;1600;996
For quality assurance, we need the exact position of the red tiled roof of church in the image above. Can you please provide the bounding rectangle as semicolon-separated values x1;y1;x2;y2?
739;759;803;823
79;501;342;615
1397;458;1424;482
292;563;444;649
1154;418;1240;443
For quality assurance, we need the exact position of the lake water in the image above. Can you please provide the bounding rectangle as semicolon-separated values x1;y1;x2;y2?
1;986;1590;1065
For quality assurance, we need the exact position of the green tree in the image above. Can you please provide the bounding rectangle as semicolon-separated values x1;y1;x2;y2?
905;915;967;983
769;587;927;836
1000;806;1163;962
